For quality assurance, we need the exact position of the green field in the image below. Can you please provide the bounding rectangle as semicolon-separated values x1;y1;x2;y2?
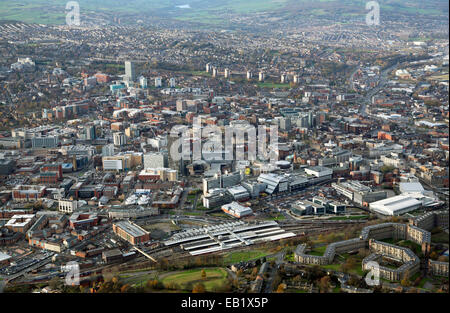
222;249;271;264
1;0;447;25
161;267;228;291
432;231;450;244
329;215;368;221
266;214;286;221
257;82;290;89
307;245;327;256
321;263;341;271
284;252;295;262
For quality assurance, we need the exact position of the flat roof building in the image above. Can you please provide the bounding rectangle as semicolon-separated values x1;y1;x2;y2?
221;202;253;218
113;220;150;245
370;195;422;216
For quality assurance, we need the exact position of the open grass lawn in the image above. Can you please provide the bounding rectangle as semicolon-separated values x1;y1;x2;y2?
161;268;228;292
266;214;285;221
307;245;327;256
256;82;290;89
223;250;271;264
321;263;341;271
409;272;421;282
329;215;368;221
418;277;430;289
210;212;232;218
119;273;155;286
332;286;341;293
184;212;202;216
431;231;449;244
284;253;295;262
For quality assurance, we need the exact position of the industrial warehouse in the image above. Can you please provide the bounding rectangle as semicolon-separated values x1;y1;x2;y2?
164;221;296;256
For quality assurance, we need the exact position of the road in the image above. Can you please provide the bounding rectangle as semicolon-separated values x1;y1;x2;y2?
358;62;400;116
263;251;285;293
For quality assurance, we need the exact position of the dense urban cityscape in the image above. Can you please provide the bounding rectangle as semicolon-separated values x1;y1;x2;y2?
0;0;448;299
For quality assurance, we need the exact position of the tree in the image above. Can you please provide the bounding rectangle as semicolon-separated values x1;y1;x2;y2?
146;279;164;290
276;283;286;293
48;276;61;290
251;267;258;278
165;282;179;290
192;283;206;293
429;251;439;260
319;276;331;293
400;271;410;287
201;269;207;280
120;284;130;293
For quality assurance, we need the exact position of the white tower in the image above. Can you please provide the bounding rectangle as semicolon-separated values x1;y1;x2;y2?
139;76;148;88
224;68;231;78
259;72;265;82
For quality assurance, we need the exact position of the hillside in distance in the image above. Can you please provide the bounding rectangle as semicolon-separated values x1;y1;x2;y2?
0;0;448;26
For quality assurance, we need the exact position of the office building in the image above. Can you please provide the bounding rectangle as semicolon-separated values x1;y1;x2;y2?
259;72;265;81
169;77;176;88
143;152;168;169
113;220;150;245
221;202;253;218
102;144;115;157
155;77;162;87
85;125;96;140
113;132;127;146
58;199;78;213
139;76;148;88
31;136;59;149
125;61;135;82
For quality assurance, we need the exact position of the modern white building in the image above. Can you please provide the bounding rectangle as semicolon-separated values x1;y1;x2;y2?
125;61;136;82
257;173;289;194
305;166;333;178
139;76;148;88
169;77;176;88
259;72;265;81
143;152;168;169
31;136;59;149
399;182;424;194
58;199;78;213
221;202;253;218
103;159;123;171
113;132;127;146
369;195;422;216
102;144;115;157
227;185;250;201
155;77;162;87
